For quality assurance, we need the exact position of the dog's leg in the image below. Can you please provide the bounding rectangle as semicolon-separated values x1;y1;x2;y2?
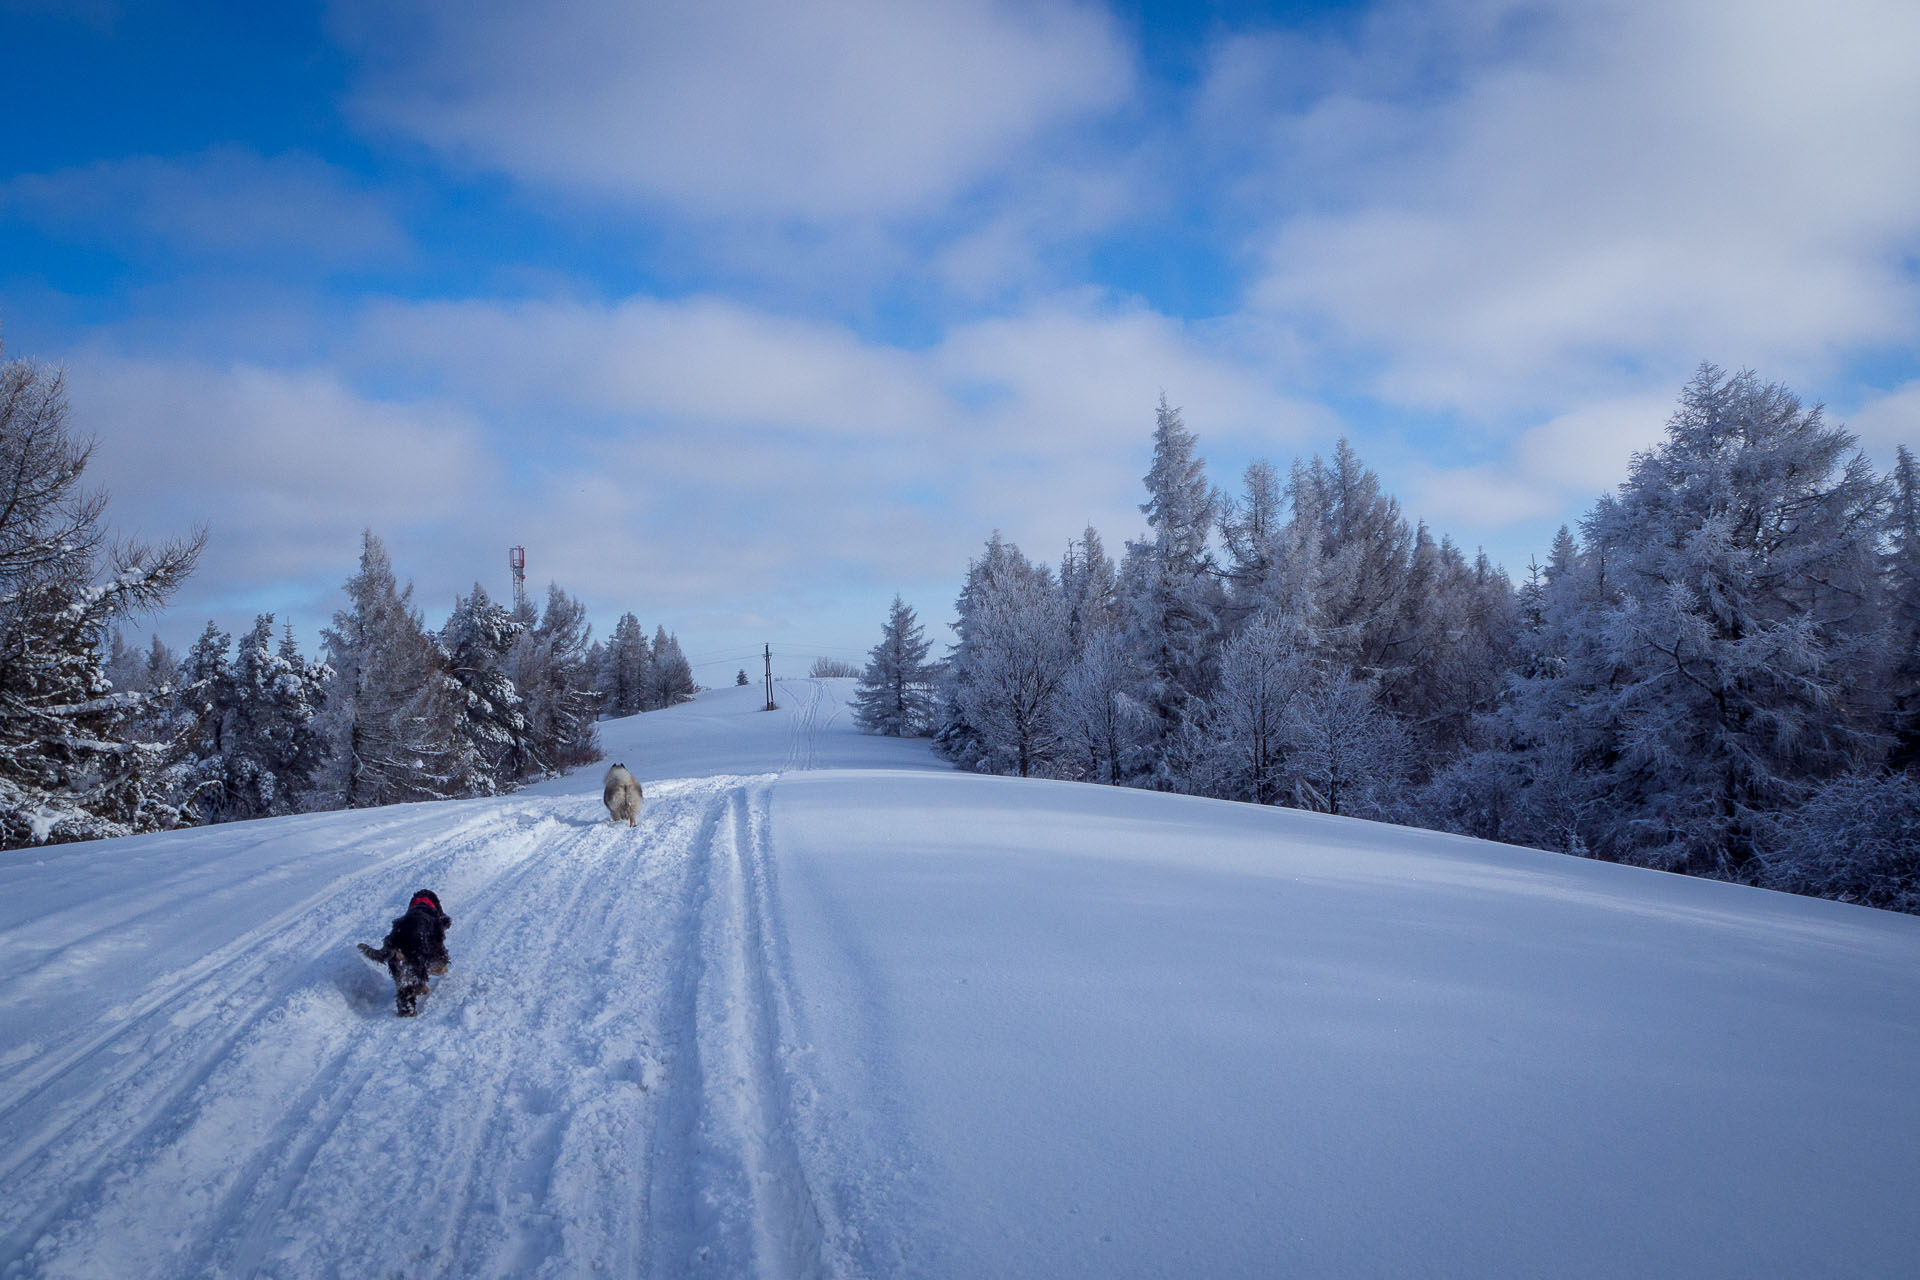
357;942;390;966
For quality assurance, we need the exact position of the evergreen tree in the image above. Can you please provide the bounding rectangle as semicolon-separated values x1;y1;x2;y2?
440;584;530;791
317;531;464;807
1119;396;1224;784
644;625;697;709
509;582;602;774
935;532;1053;771
853;595;936;736
597;612;651;718
176;620;236;822
736;668;750;686
0;349;203;847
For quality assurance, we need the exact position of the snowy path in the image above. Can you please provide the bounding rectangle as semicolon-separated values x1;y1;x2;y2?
0;775;844;1280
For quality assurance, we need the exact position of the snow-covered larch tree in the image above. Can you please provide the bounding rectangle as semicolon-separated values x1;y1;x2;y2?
0;348;204;847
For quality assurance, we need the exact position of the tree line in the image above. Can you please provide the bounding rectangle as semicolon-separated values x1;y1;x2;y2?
857;371;1920;914
0;344;695;847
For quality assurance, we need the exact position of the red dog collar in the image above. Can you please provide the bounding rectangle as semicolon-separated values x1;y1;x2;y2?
410;894;438;911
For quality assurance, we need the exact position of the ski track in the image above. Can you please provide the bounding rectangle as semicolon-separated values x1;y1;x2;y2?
1;769;855;1280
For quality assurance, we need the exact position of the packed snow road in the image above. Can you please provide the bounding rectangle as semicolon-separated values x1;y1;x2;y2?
0;775;855;1279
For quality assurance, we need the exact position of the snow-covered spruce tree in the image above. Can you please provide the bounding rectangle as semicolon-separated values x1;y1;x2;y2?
440;584;531;791
853;595;936;736
317;531;466;808
508;583;602;774
597;612;651;718
955;565;1072;778
646;626;697;709
1118;396;1223;786
184;615;332;822
736;668;750;686
0;350;204;848
175;619;235;822
1564;367;1884;875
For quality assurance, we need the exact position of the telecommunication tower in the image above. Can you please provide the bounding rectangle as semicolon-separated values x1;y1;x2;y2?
508;546;527;612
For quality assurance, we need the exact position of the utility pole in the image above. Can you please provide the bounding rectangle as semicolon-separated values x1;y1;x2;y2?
764;643;776;711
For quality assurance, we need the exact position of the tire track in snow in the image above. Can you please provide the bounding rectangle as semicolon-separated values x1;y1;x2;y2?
646;777;835;1279
781;680;825;773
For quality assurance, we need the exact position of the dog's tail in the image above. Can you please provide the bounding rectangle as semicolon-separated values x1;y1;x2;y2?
357;942;390;966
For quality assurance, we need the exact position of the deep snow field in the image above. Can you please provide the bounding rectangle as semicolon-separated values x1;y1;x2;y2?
3;677;1918;1278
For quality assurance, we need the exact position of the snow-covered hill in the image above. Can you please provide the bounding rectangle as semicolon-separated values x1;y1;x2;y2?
3;678;1917;1278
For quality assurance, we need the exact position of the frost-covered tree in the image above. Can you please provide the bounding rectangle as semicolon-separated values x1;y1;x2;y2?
440;584;530;791
1285;667;1409;819
175;620;235;821
736;668;750;686
1385;529;1516;772
1289;440;1412;678
1054;626;1143;785
597;612;651;718
1758;772;1920;913
853;595;936;737
1576;367;1887;874
0;349;203;847
510;583;603;774
955;567;1072;778
935;532;1052;770
1883;446;1920;771
1119;396;1223;783
1219;460;1289;631
317;531;465;808
191;615;332;821
1059;525;1117;653
646;626;697;709
1194;613;1314;805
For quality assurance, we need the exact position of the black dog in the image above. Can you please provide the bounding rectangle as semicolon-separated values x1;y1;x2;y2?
358;888;452;1017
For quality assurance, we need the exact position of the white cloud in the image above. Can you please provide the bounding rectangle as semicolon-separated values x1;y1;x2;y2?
1408;390;1674;529
334;0;1133;222
1;148;408;266
1842;381;1920;459
1223;0;1920;417
64;353;493;615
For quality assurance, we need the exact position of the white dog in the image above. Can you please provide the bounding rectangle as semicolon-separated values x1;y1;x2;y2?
603;763;644;826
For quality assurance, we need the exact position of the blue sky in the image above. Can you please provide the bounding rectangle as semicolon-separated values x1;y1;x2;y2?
4;0;1918;679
